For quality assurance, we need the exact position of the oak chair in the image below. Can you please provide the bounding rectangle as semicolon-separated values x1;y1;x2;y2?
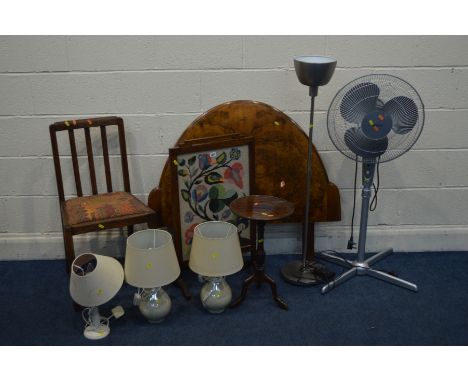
50;116;157;272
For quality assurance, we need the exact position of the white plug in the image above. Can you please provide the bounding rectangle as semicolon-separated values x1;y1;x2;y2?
111;305;125;319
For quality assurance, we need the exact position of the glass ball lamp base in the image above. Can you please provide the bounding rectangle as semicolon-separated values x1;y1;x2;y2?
200;277;232;314
138;287;172;323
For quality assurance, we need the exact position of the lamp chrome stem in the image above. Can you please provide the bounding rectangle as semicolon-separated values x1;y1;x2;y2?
302;89;317;268
89;306;102;328
281;86;334;286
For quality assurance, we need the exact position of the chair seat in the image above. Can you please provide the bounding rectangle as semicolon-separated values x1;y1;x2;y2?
64;192;154;226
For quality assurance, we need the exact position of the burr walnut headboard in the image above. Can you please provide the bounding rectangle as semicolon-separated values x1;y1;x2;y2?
148;100;341;258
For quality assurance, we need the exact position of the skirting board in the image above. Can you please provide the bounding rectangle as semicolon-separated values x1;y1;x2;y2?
0;224;467;261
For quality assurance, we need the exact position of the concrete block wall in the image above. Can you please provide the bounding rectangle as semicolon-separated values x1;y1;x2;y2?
1;36;467;260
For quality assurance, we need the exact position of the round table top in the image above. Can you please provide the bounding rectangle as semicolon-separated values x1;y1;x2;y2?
230;195;295;222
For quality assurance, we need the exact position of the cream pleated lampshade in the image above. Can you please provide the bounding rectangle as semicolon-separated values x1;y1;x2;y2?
124;229;181;289
69;253;124;307
189;221;243;277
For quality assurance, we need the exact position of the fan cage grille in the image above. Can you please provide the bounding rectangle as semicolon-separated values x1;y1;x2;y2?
327;74;425;163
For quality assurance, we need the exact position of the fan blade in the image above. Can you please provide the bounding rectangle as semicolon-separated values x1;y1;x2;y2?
340;82;380;124
344;127;388;158
383;96;418;134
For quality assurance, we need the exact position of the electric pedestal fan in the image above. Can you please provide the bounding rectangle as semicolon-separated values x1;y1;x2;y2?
318;74;424;294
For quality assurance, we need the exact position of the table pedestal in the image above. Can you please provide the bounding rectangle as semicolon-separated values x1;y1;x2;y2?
231;220;288;310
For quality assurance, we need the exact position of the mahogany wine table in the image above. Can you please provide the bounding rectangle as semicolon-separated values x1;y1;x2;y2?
230;195;294;310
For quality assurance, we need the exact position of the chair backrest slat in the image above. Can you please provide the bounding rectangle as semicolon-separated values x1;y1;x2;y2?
50;129;65;202
100;125;113;193
50;116;129;200
84;126;98;195
68;129;83;197
117;118;131;193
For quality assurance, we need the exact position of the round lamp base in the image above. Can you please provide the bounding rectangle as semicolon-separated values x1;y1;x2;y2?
281;260;334;286
201;277;232;314
147;318;166;324
206;308;226;314
139;287;172;324
84;325;110;340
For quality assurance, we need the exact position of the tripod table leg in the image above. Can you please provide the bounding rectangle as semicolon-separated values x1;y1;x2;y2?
231;273;256;308
264;273;288;310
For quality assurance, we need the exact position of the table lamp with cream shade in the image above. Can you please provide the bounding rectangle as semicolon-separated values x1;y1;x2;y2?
125;229;181;323
189;221;243;313
69;253;125;340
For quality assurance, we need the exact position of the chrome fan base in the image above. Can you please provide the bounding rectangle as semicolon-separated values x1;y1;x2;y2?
317;248;418;294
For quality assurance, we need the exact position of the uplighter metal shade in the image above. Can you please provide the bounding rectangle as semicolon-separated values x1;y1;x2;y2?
69;253;124;307
125;229;181;288
294;55;337;87
189;221;243;277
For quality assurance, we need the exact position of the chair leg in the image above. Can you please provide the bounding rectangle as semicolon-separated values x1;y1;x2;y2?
63;229;75;274
127;225;134;236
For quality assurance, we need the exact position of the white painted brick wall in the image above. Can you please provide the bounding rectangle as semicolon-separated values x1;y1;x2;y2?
1;36;467;260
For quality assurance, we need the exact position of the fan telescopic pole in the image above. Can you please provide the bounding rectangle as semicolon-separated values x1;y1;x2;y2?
318;159;418;293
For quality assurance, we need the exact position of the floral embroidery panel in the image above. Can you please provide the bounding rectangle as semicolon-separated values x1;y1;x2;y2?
175;145;251;261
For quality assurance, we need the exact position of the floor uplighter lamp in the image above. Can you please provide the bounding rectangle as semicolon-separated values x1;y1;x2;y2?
125;229;181;323
281;55;337;286
69;253;125;340
189;221;243;313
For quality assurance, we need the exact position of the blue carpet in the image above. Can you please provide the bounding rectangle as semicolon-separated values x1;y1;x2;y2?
1;252;468;345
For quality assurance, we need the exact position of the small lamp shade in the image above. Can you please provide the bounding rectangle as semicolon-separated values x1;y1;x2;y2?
70;253;124;307
125;229;181;289
189;221;243;277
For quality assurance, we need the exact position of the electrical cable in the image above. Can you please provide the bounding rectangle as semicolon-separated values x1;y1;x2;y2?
370;156;381;211
320;250;354;267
